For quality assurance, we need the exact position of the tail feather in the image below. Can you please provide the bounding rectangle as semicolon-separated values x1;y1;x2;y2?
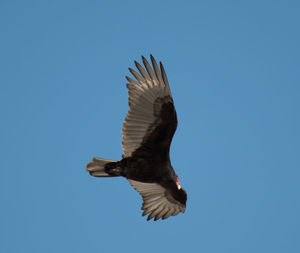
86;157;117;177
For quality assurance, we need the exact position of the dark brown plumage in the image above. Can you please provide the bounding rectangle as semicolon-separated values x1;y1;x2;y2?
86;55;187;221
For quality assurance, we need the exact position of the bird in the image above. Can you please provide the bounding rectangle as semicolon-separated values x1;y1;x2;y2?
86;55;187;221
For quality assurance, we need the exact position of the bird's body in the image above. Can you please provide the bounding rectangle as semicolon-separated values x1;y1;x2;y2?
87;55;187;221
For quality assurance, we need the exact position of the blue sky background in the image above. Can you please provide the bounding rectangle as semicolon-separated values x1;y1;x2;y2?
1;0;299;252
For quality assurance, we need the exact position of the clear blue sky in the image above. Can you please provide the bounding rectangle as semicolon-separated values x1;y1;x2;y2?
1;0;299;252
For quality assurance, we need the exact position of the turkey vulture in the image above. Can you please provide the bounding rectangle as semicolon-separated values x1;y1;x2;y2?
86;55;187;221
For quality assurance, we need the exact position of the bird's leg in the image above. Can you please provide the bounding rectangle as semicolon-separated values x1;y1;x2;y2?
104;162;123;176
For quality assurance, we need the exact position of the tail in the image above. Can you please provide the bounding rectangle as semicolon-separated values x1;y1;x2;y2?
86;157;117;177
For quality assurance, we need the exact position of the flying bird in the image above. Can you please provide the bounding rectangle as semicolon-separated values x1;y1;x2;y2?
86;55;187;221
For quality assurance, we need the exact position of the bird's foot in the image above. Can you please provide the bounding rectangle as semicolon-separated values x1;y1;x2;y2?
105;162;123;176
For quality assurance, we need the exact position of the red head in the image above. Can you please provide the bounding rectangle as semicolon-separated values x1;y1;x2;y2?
175;175;181;190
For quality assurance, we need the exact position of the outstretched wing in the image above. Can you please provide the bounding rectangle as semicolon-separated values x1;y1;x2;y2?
122;55;177;158
128;179;186;221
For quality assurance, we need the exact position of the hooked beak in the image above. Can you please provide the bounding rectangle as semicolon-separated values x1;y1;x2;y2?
175;175;181;190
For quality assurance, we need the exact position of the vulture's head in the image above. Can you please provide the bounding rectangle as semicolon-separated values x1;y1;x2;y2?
175;175;181;190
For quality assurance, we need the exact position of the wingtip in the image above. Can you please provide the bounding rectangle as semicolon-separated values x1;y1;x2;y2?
150;54;155;63
159;61;163;71
147;215;153;221
154;216;160;221
134;60;142;70
141;56;150;69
